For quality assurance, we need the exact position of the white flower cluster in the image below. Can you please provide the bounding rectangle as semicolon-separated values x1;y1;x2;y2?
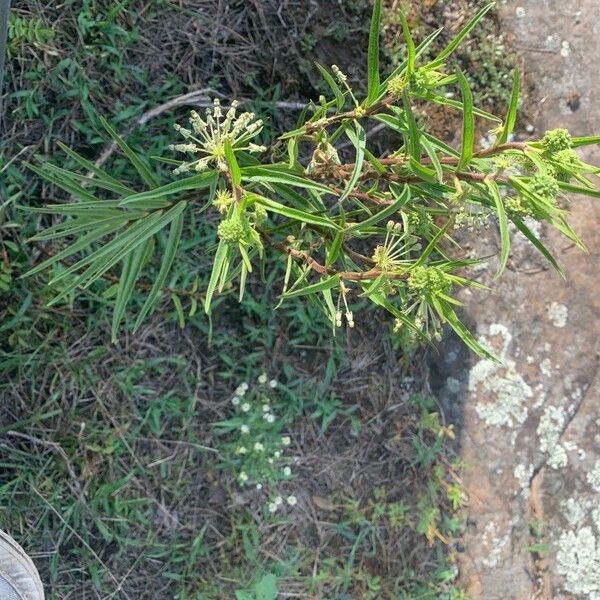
225;374;297;514
170;99;265;174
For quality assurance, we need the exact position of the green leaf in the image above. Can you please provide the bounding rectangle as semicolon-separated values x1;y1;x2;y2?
558;181;600;198
24;219;128;278
315;63;345;110
252;194;339;230
241;165;331;194
427;3;496;69
119;172;217;206
512;216;565;277
111;238;150;342
402;90;420;161
415;219;452;267
399;9;416;77
347;185;410;232
134;208;185;332
418;93;501;123
435;299;497;361
56;142;136;195
571;135;600;148
497;70;520;145
171;293;186;329
282;275;341;299
99;116;159;189
338;122;366;203
456;71;474;170
48;202;187;293
366;0;381;105
254;574;278;600
326;231;344;266
484;179;510;278
25;162;99;203
204;239;229;314
224;139;241;186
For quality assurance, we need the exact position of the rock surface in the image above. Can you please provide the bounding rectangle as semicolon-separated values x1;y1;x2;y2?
431;1;600;598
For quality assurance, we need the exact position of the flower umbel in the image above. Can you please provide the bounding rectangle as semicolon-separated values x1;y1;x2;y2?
171;99;264;174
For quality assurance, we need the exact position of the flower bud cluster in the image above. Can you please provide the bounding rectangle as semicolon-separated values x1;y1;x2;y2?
407;266;450;297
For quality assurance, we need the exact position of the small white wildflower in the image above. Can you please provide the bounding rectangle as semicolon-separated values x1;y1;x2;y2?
236;446;247;455
274;496;283;505
239;382;249;391
262;404;270;412
282;436;291;446
268;502;278;513
241;402;251;412
256;483;262;490
232;396;241;406
239;471;248;483
268;458;274;464
235;386;247;397
254;442;265;452
283;466;292;477
287;495;297;506
274;451;281;458
264;413;275;423
248;143;267;153
241;424;250;434
258;373;268;384
269;379;278;389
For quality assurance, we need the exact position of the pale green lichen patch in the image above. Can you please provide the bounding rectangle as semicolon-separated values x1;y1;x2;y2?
586;460;600;493
556;527;600;598
471;324;533;428
513;463;533;498
547;302;568;328
537;405;570;469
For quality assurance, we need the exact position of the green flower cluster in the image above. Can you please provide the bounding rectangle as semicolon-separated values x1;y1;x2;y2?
407;266;449;297
531;174;559;201
218;216;246;243
504;196;533;218
541;128;573;154
408;210;433;236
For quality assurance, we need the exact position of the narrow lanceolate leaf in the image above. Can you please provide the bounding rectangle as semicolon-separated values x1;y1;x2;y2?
56;142;136;195
171;293;186;329
485;179;510;278
415;219;453;266
315;63;345;110
497;70;520;145
366;0;381;105
431;297;497;361
512;216;565;278
326;231;344;266
204;239;229;314
111;238;151;342
347;185;410;232
99;116;159;189
427;3;495;69
25;162;99;203
47;202;186;293
253;194;339;230
282;275;341;299
134;208;185;332
241;165;331;194
402;90;421;161
456;71;474;170
338;122;366;203
571;135;600;148
119;172;216;206
399;9;416;77
558;181;600;198
24;219;128;278
223;139;241;186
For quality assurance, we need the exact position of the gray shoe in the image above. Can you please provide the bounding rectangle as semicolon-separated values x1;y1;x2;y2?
0;530;44;600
